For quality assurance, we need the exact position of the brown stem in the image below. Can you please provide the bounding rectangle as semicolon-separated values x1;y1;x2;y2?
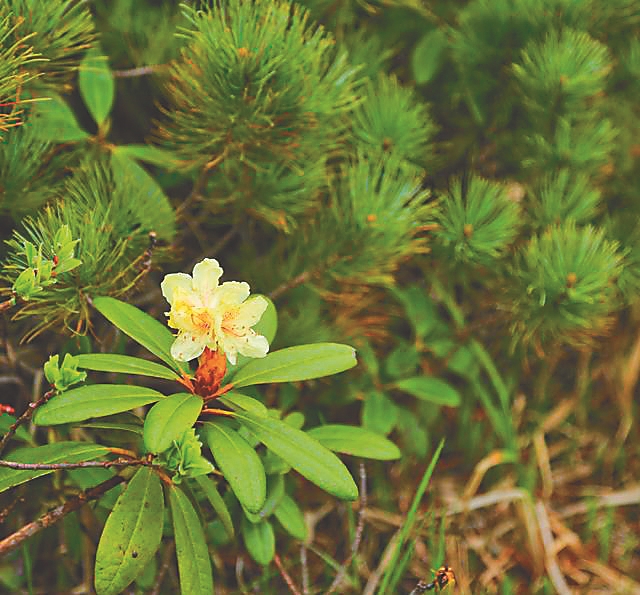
0;389;55;457
274;552;303;595
269;271;312;302
0;457;148;471
113;65;165;78
0;475;125;558
176;149;229;217
326;462;367;595
0;298;16;313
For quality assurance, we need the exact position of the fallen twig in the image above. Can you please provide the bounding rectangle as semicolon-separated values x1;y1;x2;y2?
0;474;125;557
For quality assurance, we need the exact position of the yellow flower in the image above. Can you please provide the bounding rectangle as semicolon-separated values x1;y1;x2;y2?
161;258;269;364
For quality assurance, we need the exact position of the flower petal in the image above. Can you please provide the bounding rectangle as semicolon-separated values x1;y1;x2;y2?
210;281;251;309
236;295;268;327
170;332;208;362
192;258;223;298
238;333;269;359
161;273;194;305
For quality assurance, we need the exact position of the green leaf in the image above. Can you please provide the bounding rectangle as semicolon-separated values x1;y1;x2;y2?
79;412;143;436
395;377;461;407
274;493;307;540
110;153;176;241
0;415;34;445
0;442;109;494
79;421;143;435
143;393;203;454
68;467;122;510
194;475;234;539
255;296;278;344
362;390;399;436
75;354;180;381
390;285;439;338
115;144;178;168
29;94;90;142
218;392;267;417
412;28;447;85
203;422;266;514
33;385;165;426
306;425;401;460
256;473;285;520
79;48;115;128
233;410;358;501
94;467;164;595
170;485;214;595
231;343;357;388
241;516;275;566
92;297;186;374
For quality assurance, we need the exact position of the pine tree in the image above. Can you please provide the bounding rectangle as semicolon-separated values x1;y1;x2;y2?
1;0;639;592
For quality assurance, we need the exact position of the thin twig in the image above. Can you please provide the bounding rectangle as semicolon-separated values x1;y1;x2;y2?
274;552;303;595
210;225;239;258
326;462;367;595
300;544;310;595
176;149;229;218
0;474;125;557
112;64;166;78
150;540;176;595
0;389;55;457
0;457;149;471
269;270;312;301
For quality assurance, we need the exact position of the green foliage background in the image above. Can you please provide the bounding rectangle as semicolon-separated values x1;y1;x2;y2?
1;0;639;592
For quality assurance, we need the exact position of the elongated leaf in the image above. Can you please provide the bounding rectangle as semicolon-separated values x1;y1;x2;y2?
143;393;203;454
231;343;357;388
30;94;90;142
170;485;214;595
111;153;176;241
395;377;461;406
93;297;186;374
80;412;143;436
412;28;447;85
79;48;115;128
68;467;122;510
274;493;307;540
218;392;267;416
306;425;401;461
0;442;109;494
204;422;266;514
33;385;165;426
94;467;164;595
233;410;358;501
194;475;234;539
80;421;143;435
75;354;180;381
256;473;284;520
362;390;398;436
241;516;275;566
115;144;178;168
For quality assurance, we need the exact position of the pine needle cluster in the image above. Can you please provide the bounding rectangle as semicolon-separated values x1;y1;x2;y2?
2;155;173;338
157;0;360;172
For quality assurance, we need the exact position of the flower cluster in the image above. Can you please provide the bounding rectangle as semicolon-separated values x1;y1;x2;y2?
161;258;269;364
